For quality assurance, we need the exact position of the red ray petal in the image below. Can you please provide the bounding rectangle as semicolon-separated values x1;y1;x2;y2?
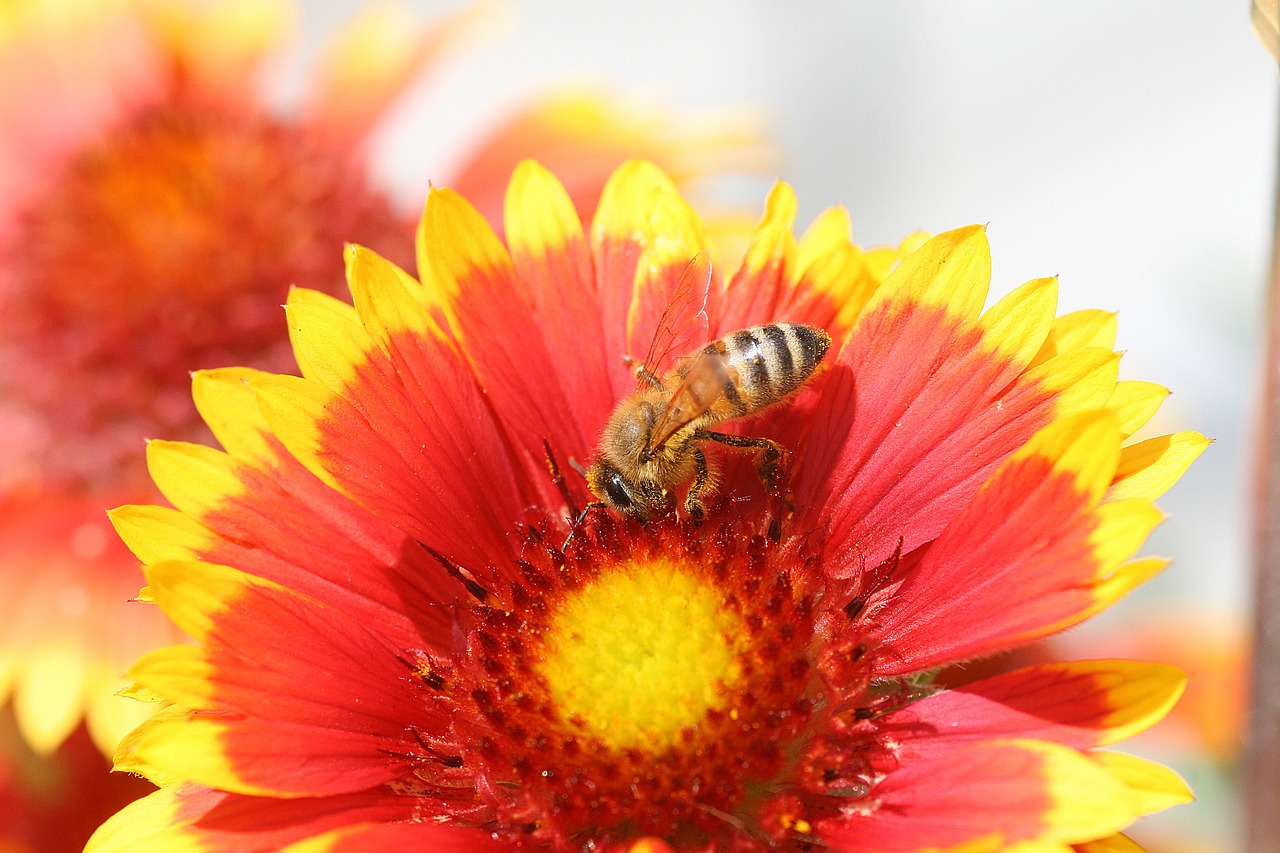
714;182;797;332
86;784;435;853
256;342;526;576
148;563;445;737
797;298;1051;574
866;415;1124;672
504;162;615;445
876;661;1186;756
818;741;1131;852
590;161;713;403
138;430;460;648
420;187;596;492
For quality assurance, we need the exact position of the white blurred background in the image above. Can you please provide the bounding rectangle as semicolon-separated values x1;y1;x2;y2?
297;3;1271;850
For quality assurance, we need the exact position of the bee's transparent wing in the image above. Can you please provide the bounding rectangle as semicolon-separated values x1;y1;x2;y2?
647;346;733;452
637;250;712;385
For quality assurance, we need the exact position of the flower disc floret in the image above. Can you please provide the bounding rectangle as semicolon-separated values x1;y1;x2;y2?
538;557;747;749
439;518;821;848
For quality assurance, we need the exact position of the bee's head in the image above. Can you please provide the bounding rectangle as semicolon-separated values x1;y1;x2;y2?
585;461;668;523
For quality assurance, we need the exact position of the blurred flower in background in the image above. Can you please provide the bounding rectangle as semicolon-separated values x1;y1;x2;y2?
0;0;768;850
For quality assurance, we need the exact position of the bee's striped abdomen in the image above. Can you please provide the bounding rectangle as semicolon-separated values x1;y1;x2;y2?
721;323;831;411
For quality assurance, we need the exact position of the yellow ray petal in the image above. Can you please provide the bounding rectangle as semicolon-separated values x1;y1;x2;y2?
1010;411;1121;505
591;159;707;261
116;706;273;796
1006;739;1136;843
191;366;275;465
84;785;208;853
1109;431;1211;502
505;158;589;263
127;644;217;709
1051;660;1187;745
417;184;515;329
1031;309;1118;367
250;373;348;495
1079;557;1169;624
1027;347;1121;418
1106;381;1169;438
1089;499;1166;577
739;180;798;276
1091;751;1194;815
796;205;852;273
143;559;284;644
861;225;990;323
146;440;247;520
86;675;157;757
286;285;362;324
109;504;209;565
979;277;1059;367
347;243;440;341
801;242;872;327
285;288;376;392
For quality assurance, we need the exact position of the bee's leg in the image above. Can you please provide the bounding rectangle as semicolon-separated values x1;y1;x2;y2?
701;432;785;491
684;446;711;523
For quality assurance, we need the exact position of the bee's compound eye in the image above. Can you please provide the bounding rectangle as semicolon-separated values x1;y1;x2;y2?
604;471;633;508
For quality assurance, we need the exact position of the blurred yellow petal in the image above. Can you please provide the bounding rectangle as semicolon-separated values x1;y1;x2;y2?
304;2;506;144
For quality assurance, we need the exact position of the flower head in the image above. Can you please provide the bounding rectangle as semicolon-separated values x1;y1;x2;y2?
0;0;767;759
90;160;1205;852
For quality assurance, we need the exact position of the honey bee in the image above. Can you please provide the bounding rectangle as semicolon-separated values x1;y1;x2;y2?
586;252;831;522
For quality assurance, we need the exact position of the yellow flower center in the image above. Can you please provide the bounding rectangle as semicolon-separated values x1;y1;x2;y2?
538;559;744;750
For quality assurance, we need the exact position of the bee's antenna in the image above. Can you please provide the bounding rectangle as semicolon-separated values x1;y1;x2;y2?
542;438;581;520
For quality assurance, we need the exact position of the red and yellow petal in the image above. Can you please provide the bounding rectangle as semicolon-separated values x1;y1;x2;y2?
867;411;1162;671
880;660;1186;756
717;181;798;330
590;159;711;390
119;561;430;798
0;493;176;755
251;283;527;572
119;371;458;649
798;227;1098;575
278;821;508;853
84;783;429;853
417;183;599;478
785;211;925;336
504;160;615;435
818;740;1139;852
